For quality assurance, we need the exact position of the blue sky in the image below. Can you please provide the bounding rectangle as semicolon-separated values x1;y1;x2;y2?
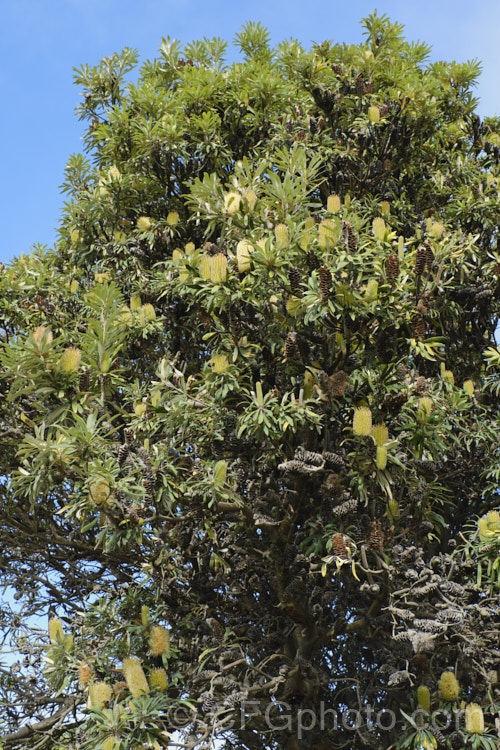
1;0;499;264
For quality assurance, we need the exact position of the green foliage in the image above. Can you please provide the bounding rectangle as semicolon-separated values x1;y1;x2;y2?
1;14;500;750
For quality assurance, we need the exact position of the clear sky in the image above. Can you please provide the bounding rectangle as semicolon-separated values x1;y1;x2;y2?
1;0;499;264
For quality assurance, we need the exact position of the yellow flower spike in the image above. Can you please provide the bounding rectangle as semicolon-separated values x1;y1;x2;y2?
439;671;460;701
136;216;152;232
430;221;444;240
371;424;389;446
198;255;212;280
210;253;228;283
274;223;289;247
59;347;82;373
141;605;149;626
78;661;92;687
70;229;80;244
113;230;126;243
353;407;372;436
380;200;390;215
327;194;341;213
134;402;147;417
368;105;380;123
463;380;474;397
224;191;241;214
388;498;399;520
372;217;386;240
318;219;337;249
303;370;316;400
418;397;434;419
365;279;378;301
149;626;171;657
149;667;168;691
70;279;79;293
49;618;64;644
122;657;150;698
214;460;227;485
255;381;264;407
245;188;257;210
130;294;142;311
141;303;156;322
108;165;121;181
89;480;111;506
33;327;53;346
211;354;229;374
376;446;387;470
465;703;484;734
478;511;500;542
89;681;112;709
184;241;195;255
417;685;431;712
236;240;252;272
94;272;110;283
166;211;179;226
398;235;405;261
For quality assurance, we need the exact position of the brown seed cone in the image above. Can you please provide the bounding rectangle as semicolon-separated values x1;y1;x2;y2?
412;316;426;340
331;63;343;76
413;653;429;671
319;265;333;300
321;473;343;498
368;520;385;551
414;246;427;276
424;242;434;270
118;443;130;466
79;366;90;392
288;267;302;296
355;74;366;95
416;291;433;316
414;376;429;395
382;391;408;413
327;371;348;398
331;532;347;558
342;221;357;253
142;476;155;498
198;308;215;329
123;428;133;445
386;253;400;280
307;250;320;271
207;617;225;643
284;332;298;359
34;294;46;309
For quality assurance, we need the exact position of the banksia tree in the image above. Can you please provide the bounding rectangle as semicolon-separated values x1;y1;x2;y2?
1;12;500;750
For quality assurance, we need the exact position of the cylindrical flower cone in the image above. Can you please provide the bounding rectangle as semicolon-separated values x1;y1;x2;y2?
439;671;459;701
353;407;372;436
465;703;484;734
89;681;112;709
149;667;168;691
149;626;171;657
123;657;150;698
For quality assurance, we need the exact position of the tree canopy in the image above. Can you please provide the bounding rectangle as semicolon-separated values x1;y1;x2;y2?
1;12;500;750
